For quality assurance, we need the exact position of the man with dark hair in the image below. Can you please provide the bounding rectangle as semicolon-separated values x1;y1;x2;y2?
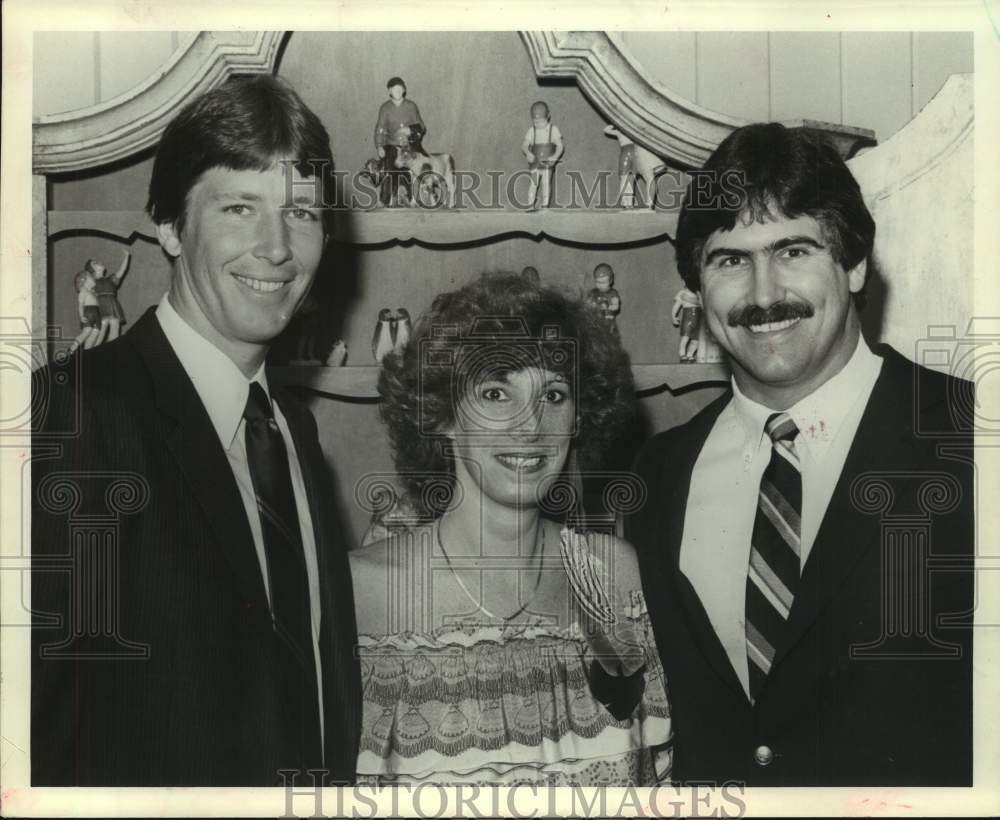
31;75;360;786
627;123;973;785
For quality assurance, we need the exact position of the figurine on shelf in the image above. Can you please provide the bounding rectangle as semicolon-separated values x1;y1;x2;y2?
372;308;396;364
373;77;426;207
94;251;130;338
603;125;666;209
670;286;725;364
522;101;564;210
671;287;702;363
585;263;621;333
521;266;541;285
393;308;412;355
394;124;456;209
70;266;102;354
70;251;131;353
326;340;348;367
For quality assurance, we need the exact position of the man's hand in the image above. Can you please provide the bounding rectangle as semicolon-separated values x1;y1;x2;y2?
377;147;385;159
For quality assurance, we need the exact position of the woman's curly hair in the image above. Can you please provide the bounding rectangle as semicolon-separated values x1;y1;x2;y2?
378;273;635;517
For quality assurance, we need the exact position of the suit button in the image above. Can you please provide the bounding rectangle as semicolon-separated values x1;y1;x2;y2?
754;745;774;766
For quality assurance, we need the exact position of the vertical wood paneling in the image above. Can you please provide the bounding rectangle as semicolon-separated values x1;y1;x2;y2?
616;31;970;141
841;32;913;142
98;31;178;102
32;32;97;117
913;31;973;114
618;32;697;101
695;32;770;121
769;32;842;123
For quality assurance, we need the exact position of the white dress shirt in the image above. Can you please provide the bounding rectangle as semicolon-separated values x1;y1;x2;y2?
679;335;883;698
156;295;325;751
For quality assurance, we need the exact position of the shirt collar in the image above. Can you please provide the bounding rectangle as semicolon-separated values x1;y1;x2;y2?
730;334;883;463
155;294;269;452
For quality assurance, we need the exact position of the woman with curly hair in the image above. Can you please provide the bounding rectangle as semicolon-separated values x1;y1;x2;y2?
350;273;671;785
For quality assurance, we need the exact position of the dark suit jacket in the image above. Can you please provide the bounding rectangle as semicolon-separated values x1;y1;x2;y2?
626;345;974;786
31;308;361;786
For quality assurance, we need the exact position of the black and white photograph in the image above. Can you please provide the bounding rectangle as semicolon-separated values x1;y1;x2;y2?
2;1;998;817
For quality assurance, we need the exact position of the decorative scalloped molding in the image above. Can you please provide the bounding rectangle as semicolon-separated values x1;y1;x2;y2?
33;31;285;174
520;31;875;167
34;31;875;175
847;74;973;203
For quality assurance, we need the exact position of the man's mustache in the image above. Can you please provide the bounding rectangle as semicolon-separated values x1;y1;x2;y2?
727;301;814;328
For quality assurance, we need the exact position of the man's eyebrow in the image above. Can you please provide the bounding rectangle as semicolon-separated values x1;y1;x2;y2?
703;246;749;265
770;235;826;252
703;235;826;264
210;191;263;201
288;193;322;207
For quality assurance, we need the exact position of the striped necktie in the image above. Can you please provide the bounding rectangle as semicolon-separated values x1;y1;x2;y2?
746;412;801;701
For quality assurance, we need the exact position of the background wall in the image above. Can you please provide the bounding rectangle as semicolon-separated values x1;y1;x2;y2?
33;31;196;117
36;30;974;544
35;31;973;140
619;31;972;143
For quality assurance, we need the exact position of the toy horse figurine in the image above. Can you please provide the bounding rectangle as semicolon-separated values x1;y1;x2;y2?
394;124;456;208
604;125;666;209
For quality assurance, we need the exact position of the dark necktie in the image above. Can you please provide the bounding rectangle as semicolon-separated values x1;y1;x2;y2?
243;383;319;710
745;412;802;701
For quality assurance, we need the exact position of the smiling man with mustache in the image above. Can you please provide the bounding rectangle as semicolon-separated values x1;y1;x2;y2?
626;123;973;786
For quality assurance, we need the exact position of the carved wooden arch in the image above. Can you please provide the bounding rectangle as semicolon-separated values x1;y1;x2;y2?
32;31;285;174
519;30;876;165
32;30;873;175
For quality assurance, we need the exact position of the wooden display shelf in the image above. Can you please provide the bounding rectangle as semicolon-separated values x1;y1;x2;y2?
330;208;678;246
48;207;677;246
271;362;728;400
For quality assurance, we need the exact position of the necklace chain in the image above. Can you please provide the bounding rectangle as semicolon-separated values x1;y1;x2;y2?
435;518;546;623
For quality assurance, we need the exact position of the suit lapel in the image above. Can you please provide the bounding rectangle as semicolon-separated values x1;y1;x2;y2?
130;309;269;613
273;383;360;772
773;348;923;667
657;392;747;698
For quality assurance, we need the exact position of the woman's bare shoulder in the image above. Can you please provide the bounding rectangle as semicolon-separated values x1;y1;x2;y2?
349;527;436;635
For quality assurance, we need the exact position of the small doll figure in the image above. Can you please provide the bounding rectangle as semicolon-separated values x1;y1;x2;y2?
70;267;102;354
92;251;130;340
671;287;701;363
373;77;426;207
70;251;130;353
603;124;666;209
522;101;564;210
585;264;622;332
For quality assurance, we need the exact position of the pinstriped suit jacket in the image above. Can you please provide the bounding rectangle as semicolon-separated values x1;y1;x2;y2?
31;308;361;785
